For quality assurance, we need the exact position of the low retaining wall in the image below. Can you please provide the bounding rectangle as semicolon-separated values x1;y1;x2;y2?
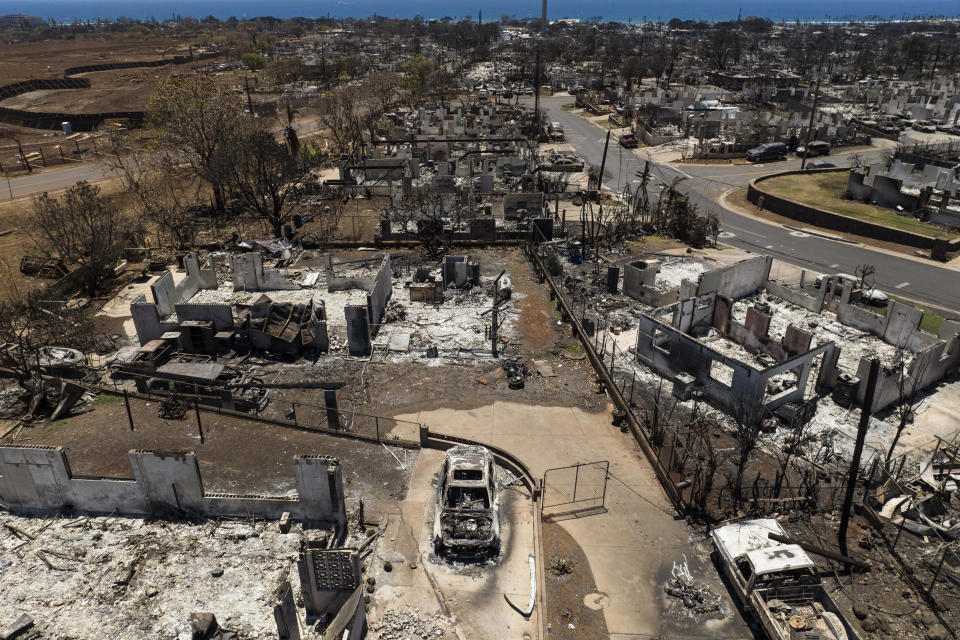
0;53;220;131
0;445;346;525
747;169;960;252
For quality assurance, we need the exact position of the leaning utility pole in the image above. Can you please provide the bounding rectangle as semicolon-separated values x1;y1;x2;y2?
597;130;611;192
839;357;881;555
533;49;541;131
491;270;506;358
799;56;824;171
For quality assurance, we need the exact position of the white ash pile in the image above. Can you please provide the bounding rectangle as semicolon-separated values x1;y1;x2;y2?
0;511;302;640
371;607;453;639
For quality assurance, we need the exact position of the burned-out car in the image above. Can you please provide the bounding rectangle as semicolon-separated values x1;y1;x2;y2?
433;445;500;556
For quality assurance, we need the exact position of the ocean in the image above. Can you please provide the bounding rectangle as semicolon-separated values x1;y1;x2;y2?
13;0;960;23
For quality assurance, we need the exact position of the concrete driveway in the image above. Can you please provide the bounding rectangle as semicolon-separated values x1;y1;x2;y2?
392;401;752;639
366;446;539;640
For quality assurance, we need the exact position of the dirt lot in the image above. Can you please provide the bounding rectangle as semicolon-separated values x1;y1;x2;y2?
4;393;417;501
3;68;178;113
0;38;193;85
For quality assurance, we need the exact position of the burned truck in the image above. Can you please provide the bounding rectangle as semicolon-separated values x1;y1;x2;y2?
711;519;861;640
433;445;500;557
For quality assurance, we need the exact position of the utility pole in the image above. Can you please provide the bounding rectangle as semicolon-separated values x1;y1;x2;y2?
533;49;541;131
243;76;255;116
541;0;547;36
491;270;506;358
799;56;824;171
839;357;881;555
597;130;611;192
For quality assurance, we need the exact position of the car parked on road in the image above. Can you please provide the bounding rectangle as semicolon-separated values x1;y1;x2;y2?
619;133;639;148
806;159;837;169
795;140;830;157
746;142;788;162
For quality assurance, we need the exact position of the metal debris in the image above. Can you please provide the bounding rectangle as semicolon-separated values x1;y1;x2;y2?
664;555;721;615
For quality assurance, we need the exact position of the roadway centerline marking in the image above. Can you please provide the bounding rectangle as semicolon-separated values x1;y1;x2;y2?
766;245;774;249
895;282;910;289
829;264;840;269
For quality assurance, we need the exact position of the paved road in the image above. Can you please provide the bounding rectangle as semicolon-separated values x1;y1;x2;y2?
541;97;960;314
8;102;960;312
2;160;112;199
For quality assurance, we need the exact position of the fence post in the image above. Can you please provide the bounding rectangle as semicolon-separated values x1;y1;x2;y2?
572;461;580;503
375;416;380;442
123;389;134;431
195;401;204;444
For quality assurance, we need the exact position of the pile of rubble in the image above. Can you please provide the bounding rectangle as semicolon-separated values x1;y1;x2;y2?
0;511;301;639
663;555;722;616
370;607;454;639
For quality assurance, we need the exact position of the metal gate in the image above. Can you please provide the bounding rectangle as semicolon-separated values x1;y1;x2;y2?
541;460;609;519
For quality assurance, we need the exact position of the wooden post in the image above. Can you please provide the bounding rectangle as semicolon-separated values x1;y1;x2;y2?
839;358;880;555
123;389;134;431
195;401;204;444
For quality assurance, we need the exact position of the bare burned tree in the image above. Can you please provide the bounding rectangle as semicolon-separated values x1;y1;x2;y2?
227;124;311;238
385;185;476;258
109;146;200;250
315;86;365;157
0;291;93;411
855;263;876;291
885;349;930;466
278;99;301;157
31;181;132;297
727;402;765;510
0;127;32;174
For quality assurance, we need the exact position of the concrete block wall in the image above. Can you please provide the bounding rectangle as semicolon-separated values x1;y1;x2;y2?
367;254;393;337
857;332;960;413
131;295;180;345
764;278;827;313
635;313;767;422
174;304;234;332
345;306;371;357
0;445;345;525
695;255;773;300
230;253;299;291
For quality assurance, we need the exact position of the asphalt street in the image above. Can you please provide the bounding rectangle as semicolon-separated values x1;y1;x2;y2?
5;101;960;312
2;160;112;199
540;96;960;314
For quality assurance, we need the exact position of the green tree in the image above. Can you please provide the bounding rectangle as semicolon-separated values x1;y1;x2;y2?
399;54;434;97
147;75;245;211
241;52;267;71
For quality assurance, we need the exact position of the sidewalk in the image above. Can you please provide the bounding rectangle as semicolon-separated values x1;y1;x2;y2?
390;400;751;639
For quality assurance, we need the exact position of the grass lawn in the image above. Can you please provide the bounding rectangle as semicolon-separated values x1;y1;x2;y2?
760;172;960;240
